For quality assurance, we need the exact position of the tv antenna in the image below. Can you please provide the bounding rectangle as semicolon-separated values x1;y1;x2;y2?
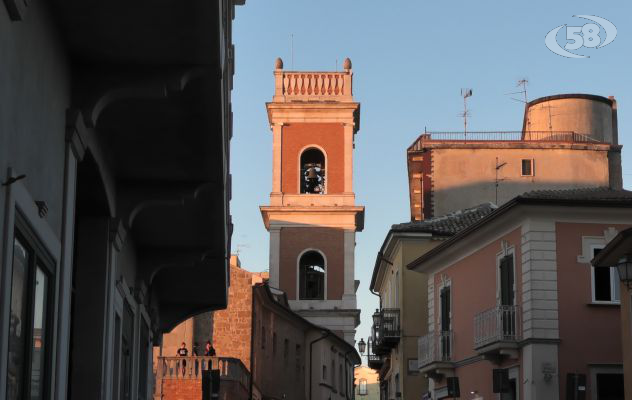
460;88;473;136
234;243;251;256
495;157;507;204
505;79;529;104
290;34;294;69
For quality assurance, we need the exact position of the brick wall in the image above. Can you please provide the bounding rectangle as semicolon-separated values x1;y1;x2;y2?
161;379;202;400
211;263;266;369
159;379;248;400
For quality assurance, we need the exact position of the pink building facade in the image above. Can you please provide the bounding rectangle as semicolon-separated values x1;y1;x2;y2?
409;188;632;400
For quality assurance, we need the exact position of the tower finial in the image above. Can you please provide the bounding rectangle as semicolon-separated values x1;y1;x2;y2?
275;57;284;70
343;57;352;70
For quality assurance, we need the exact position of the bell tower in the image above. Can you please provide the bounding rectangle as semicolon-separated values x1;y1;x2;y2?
260;57;363;344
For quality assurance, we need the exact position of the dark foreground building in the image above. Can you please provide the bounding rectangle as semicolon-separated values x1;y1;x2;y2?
0;0;244;398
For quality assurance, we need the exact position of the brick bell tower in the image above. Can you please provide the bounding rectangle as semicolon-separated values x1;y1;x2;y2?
260;57;363;344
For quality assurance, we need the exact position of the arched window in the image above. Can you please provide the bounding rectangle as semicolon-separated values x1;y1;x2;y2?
300;148;325;194
299;251;325;300
358;378;368;396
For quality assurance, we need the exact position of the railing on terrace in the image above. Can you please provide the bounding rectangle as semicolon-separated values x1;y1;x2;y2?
409;131;602;150
418;331;453;369
367;338;382;366
474;305;521;349
372;308;400;349
274;70;353;102
155;356;249;389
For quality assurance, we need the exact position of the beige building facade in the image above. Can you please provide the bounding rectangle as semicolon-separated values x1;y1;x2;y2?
408;94;622;221
368;205;495;399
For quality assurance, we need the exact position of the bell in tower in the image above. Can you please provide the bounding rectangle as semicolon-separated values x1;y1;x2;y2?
260;57;364;345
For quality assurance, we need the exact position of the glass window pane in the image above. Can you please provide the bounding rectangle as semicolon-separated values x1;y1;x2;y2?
29;267;49;400
611;267;621;301
594;267;612;301
7;237;30;400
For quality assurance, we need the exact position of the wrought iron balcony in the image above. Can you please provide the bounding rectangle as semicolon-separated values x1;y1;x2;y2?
366;338;384;370
417;331;454;379
371;308;401;353
473;305;521;360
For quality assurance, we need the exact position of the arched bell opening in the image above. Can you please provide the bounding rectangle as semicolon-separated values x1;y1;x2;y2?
300;147;326;194
298;250;326;300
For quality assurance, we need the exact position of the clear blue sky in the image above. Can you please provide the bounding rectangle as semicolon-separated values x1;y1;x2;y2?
230;0;631;352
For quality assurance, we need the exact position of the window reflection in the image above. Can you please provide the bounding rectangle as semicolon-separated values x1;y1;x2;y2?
7;237;29;400
30;267;48;400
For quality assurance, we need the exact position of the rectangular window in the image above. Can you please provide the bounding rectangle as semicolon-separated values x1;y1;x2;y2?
295;344;301;374
440;285;451;360
592;247;620;303
521;159;534;176
261;326;266;349
138;320;150;400
272;332;277;356
331;359;335;387
283;339;289;364
339;363;343;393
596;373;624;399
322;365;327;381
120;301;134;400
7;223;55;400
499;255;515;306
358;378;368;395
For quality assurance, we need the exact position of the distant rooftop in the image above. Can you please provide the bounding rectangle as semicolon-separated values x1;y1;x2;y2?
517;186;632;202
408;130;603;151
391;202;497;236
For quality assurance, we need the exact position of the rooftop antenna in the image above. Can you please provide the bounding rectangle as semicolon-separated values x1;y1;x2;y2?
505;79;529;104
290;34;294;69
460;88;473;137
495;157;507;204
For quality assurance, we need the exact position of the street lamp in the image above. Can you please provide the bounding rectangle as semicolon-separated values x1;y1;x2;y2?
615;257;632;289
358;338;366;355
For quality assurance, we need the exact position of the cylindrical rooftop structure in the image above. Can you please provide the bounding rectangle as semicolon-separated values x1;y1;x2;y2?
523;94;617;144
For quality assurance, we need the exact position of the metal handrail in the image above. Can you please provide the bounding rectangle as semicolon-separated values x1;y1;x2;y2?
409;130;603;150
474;305;521;348
418;331;453;368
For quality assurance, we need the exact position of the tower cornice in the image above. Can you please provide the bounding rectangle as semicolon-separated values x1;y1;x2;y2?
260;205;365;231
266;102;360;132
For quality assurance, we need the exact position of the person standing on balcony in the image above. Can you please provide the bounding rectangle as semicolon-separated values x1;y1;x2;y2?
177;342;188;376
192;342;199;356
204;340;216;356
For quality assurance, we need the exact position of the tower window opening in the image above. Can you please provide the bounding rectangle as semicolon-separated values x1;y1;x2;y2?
299;251;325;300
300;148;326;194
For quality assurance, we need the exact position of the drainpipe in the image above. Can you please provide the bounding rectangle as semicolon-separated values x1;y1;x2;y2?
309;330;330;400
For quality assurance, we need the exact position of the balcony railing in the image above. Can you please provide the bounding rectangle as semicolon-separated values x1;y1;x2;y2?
474;305;521;349
155;356;250;388
409;130;602;150
367;338;383;370
372;308;401;352
417;331;453;369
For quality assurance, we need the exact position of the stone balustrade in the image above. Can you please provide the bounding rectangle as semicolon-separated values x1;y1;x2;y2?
154;356;250;399
273;69;353;102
